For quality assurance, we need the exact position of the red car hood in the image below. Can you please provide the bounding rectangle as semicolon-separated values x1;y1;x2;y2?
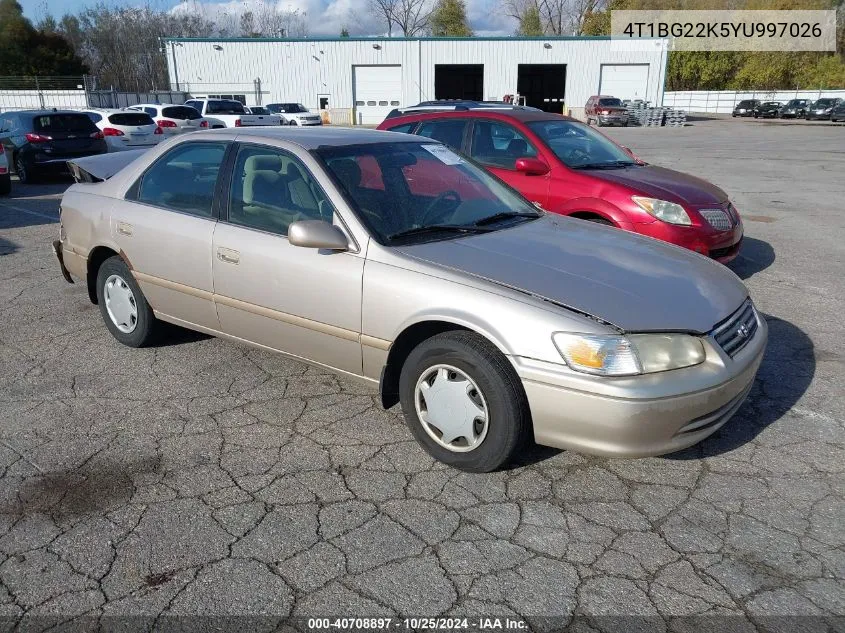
588;165;728;206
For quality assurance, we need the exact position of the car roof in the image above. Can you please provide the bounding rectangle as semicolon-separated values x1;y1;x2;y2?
383;108;577;126
193;126;419;150
12;109;92;116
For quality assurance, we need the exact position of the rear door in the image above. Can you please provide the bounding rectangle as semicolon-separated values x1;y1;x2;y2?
113;140;228;331
33;113;103;157
466;119;549;207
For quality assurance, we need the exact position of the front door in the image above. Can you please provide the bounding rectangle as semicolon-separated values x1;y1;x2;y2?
211;143;364;375
113;140;228;330
466;119;550;208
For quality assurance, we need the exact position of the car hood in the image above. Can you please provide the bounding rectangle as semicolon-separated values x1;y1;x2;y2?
585;164;728;206
398;215;747;334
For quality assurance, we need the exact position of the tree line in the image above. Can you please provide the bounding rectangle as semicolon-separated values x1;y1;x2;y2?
0;0;842;92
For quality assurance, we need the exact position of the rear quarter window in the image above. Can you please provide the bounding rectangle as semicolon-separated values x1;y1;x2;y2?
109;113;154;126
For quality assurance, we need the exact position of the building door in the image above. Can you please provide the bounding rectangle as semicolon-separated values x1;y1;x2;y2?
517;65;566;112
353;65;402;125
434;65;483;101
599;64;650;101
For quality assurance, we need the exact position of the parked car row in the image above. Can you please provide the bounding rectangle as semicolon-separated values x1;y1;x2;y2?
732;98;844;121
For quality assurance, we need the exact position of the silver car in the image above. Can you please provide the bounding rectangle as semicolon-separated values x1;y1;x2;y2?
54;128;766;472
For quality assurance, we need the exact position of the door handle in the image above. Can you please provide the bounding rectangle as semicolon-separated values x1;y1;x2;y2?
217;247;240;264
117;222;133;236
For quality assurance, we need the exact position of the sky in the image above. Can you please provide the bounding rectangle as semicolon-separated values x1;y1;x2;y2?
20;0;517;37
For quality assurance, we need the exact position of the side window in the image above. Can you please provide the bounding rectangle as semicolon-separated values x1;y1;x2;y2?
469;120;538;170
144;107;157;117
386;122;417;134
136;142;227;217
415;119;468;151
228;145;335;236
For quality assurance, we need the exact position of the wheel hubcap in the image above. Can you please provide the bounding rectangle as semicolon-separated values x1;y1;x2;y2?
104;274;138;333
414;364;489;452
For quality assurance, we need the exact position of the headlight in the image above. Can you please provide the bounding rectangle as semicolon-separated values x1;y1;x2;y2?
632;197;692;225
552;333;705;376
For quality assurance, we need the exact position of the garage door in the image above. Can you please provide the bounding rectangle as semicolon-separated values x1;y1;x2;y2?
353;65;402;125
599;64;650;101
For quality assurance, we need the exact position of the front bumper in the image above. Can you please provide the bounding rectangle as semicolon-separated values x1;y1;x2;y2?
805;112;832;120
517;312;767;457
597;114;627;126
633;217;743;264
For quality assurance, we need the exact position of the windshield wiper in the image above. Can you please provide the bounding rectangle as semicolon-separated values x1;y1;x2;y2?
474;211;542;226
387;224;494;242
571;160;637;170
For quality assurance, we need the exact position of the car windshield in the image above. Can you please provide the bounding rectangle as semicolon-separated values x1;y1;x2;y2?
316;141;541;244
815;99;836;107
206;100;246;114
763;102;780;106
737;101;756;107
526;119;636;169
598;98;622;106
786;100;805;106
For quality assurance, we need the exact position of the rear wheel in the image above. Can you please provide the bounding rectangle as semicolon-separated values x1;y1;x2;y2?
583;216;614;226
14;156;34;184
96;256;159;347
399;331;530;472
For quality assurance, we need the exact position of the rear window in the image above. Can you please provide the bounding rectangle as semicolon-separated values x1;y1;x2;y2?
33;114;97;134
206;100;246;115
163;106;201;120
108;112;154;126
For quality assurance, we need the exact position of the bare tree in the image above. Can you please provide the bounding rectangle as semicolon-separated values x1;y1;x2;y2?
254;2;308;37
392;0;432;35
367;0;399;36
500;0;604;34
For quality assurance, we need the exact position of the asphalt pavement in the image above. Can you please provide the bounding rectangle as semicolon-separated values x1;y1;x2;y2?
0;117;843;631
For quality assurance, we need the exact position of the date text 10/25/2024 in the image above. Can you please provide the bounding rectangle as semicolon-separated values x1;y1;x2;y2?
307;618;528;631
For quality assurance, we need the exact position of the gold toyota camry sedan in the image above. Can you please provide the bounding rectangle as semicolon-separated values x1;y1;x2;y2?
54;128;766;472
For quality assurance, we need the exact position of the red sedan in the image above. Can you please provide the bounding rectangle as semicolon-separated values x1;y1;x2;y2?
378;109;743;263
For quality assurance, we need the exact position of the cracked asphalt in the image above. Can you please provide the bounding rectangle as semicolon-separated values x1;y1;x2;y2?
0;117;843;631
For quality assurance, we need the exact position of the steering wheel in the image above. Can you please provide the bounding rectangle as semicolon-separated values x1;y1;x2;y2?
419;190;461;225
567;148;591;164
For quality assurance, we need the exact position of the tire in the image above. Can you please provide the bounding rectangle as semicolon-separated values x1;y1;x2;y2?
0;174;10;196
595;117;603;127
14;156;34;184
289;120;298;126
585;216;614;226
399;331;530;473
95;256;159;347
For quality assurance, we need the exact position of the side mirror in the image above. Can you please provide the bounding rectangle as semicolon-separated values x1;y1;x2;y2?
514;157;549;176
288;220;349;251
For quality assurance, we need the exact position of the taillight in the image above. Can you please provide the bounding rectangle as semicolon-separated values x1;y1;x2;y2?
156;119;177;128
25;133;50;143
234;119;242;127
102;127;124;137
90;131;105;140
0;144;4;154
154;126;163;135
200;120;208;128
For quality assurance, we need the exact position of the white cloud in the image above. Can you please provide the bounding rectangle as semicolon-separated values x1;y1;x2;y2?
170;0;517;37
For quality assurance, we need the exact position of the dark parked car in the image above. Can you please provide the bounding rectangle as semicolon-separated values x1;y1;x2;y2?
805;98;842;121
779;99;811;118
0;110;107;183
753;101;782;118
732;100;760;117
831;101;845;123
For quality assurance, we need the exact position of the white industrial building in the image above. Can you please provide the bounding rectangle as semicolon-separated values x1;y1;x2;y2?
165;36;668;124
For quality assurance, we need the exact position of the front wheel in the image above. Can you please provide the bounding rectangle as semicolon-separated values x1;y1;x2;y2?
399;331;530;472
96;256;160;347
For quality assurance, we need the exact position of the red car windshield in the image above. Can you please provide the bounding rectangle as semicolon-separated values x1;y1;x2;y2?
317;141;540;243
526;120;636;169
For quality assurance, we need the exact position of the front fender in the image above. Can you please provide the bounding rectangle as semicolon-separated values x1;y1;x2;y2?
553;197;634;230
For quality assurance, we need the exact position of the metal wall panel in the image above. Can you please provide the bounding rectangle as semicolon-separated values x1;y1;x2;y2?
167;38;666;116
